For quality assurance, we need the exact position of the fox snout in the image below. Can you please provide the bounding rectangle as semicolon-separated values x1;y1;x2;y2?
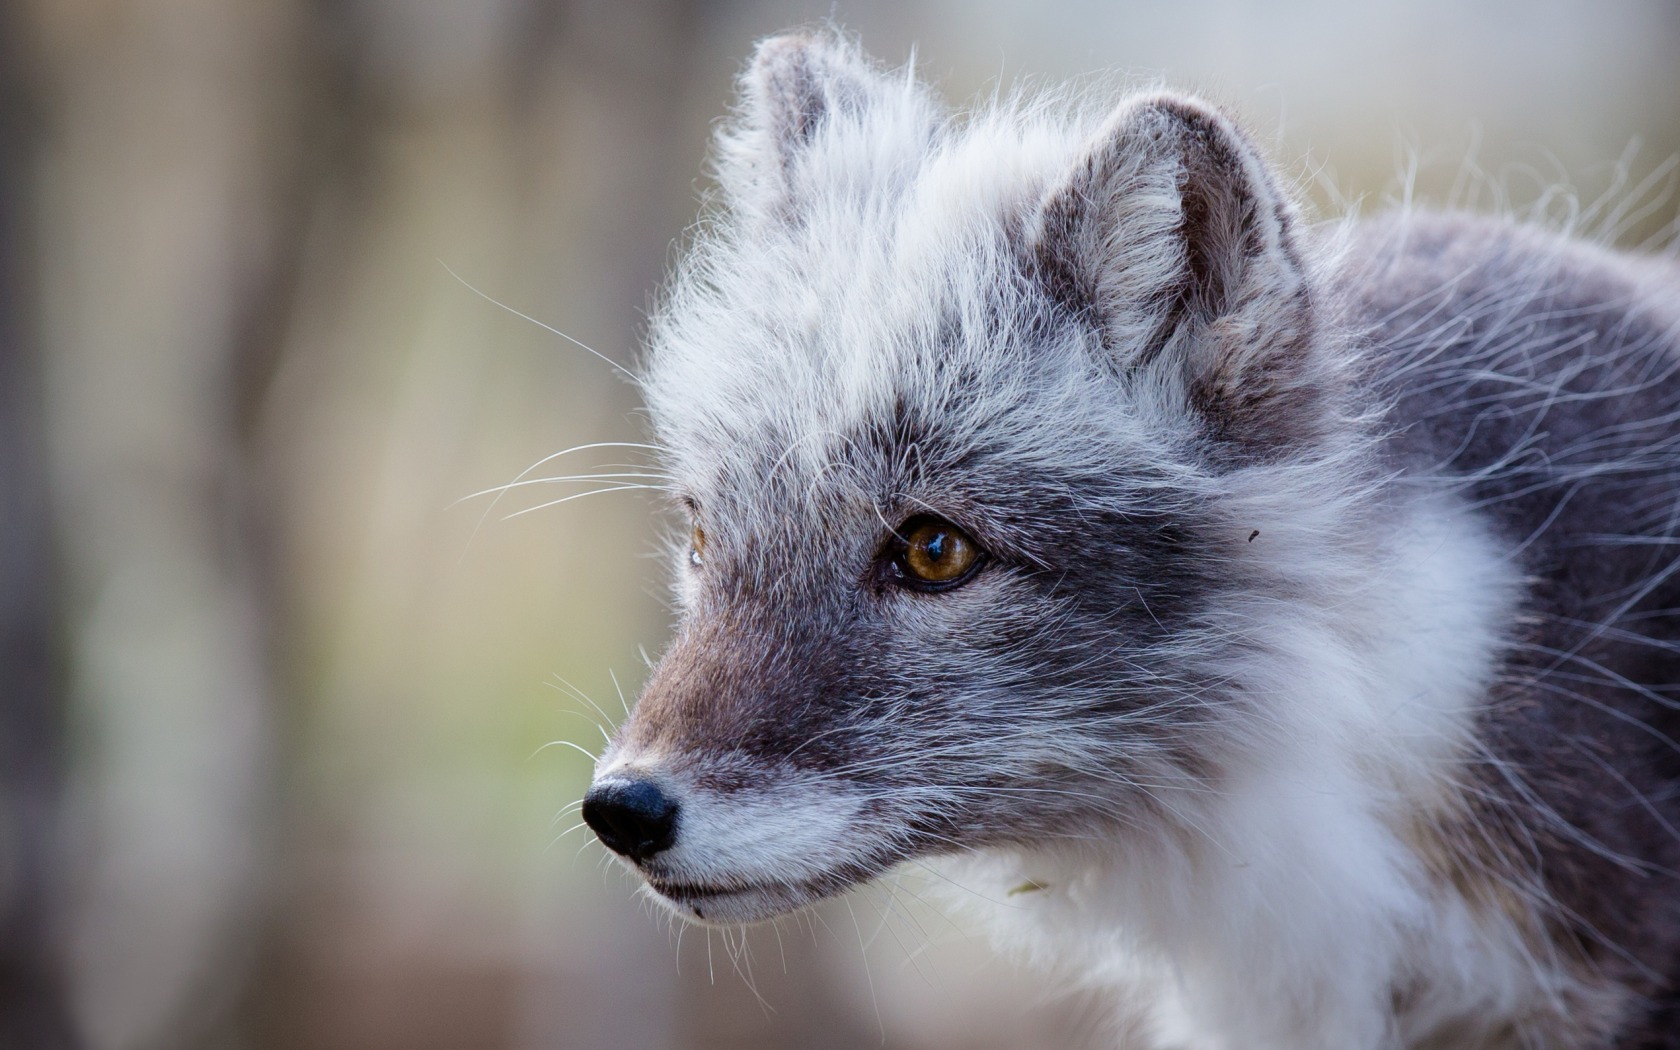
579;615;892;924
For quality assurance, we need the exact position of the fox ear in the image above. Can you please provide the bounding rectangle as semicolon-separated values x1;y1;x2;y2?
1030;95;1329;452
715;32;923;219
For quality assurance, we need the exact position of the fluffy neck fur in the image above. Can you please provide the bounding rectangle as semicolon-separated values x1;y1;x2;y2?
939;482;1540;1048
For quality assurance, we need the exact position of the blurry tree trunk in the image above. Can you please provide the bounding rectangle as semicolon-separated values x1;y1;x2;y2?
0;2;76;1047
26;1;320;1046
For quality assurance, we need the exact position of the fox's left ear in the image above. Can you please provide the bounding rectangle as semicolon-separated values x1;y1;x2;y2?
715;32;936;221
1030;95;1334;453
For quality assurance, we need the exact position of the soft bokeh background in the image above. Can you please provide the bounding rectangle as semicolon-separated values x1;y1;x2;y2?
2;2;1677;1048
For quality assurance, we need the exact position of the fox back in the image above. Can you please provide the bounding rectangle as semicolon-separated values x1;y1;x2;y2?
579;32;1680;1049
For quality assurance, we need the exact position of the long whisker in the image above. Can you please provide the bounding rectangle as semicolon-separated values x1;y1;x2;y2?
440;260;639;382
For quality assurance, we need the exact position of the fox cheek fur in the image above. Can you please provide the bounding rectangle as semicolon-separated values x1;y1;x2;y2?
579;30;1680;1050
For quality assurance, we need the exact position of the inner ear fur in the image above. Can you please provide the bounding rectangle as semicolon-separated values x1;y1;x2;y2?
1030;94;1330;453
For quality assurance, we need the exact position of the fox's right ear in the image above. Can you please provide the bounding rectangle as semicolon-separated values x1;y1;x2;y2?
1029;95;1331;454
714;32;928;220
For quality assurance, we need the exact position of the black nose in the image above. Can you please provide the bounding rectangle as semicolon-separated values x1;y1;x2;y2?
581;779;679;863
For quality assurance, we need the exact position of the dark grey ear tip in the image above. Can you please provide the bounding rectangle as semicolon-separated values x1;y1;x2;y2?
736;29;881;167
745;29;851;83
742;33;818;113
1128;92;1229;124
1111;92;1291;229
748;33;818;76
1111;92;1251;157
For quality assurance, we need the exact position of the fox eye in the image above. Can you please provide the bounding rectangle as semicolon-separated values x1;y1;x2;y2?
889;517;985;591
689;525;705;568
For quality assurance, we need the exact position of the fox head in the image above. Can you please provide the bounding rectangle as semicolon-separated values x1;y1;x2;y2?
582;31;1358;925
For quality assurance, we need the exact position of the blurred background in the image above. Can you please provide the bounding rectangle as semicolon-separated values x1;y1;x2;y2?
1;1;1677;1048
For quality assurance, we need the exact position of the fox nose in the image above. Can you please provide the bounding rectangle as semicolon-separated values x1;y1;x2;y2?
582;778;679;863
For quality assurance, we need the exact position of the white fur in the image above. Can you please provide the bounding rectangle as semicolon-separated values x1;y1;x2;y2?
932;494;1539;1049
592;757;865;886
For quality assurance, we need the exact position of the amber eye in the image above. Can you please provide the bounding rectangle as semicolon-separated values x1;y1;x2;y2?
893;517;984;590
688;526;705;568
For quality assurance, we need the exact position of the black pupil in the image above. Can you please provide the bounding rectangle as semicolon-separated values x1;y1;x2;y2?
922;529;947;563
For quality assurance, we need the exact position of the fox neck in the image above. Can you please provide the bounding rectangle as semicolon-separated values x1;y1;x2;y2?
935;483;1553;1048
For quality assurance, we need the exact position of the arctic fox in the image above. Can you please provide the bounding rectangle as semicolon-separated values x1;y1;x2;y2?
579;31;1680;1049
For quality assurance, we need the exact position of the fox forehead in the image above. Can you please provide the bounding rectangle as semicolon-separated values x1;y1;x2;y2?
641;276;1183;539
641;125;1130;501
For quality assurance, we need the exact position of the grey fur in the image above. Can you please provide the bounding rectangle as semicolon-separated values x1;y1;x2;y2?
584;30;1680;1049
1352;215;1680;1045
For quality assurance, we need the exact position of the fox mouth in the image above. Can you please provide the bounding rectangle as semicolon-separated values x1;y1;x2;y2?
645;877;768;899
641;875;822;924
641;868;868;925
